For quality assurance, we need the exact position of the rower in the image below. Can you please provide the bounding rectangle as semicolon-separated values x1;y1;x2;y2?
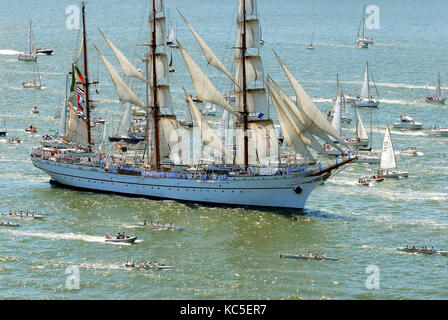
431;247;435;252
299;251;304;257
322;253;326;258
308;251;313;257
143;220;147;226
154;261;158;268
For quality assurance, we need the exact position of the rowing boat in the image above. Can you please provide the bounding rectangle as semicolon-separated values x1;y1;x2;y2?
279;254;341;261
125;264;174;270
1;212;45;219
137;223;185;230
105;236;137;243
0;221;20;227
397;248;448;256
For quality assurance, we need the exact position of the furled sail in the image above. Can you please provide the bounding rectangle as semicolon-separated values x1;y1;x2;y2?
435;73;441;99
177;9;236;84
98;28;146;82
380;125;397;170
178;41;239;117
159;115;184;163
57;101;67;137
151;0;163;13
273;50;346;145
95;45;146;109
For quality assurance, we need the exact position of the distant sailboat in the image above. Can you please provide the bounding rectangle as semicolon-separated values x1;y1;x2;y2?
259;25;265;45
327;75;352;123
425;73;446;104
0;118;6;136
345;108;369;148
349;62;380;108
18;20;37;62
169;51;175;72
378;125;409;178
22;60;42;89
167;24;179;48
306;33;315;49
355;5;374;49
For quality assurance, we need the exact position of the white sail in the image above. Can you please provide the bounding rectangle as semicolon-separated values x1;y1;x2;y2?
235;88;268;116
355;108;369;140
118;102;131;135
178;41;239;117
184;100;193;126
98;28;146;82
149;84;174;115
149;17;167;46
236;19;260;49
273;50;345;144
177;9;235;84
168;24;176;43
65;104;89;147
267;81;315;162
57;102;67;137
235;55;264;87
159;115;184;163
380;125;397;170
238;0;257;20
330;94;342;140
151;0;163;13
435;73;441;99
270;77;340;152
184;88;227;160
360;64;369;99
95;45;146;109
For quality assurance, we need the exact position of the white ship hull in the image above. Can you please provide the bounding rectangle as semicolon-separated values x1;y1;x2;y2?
31;157;330;209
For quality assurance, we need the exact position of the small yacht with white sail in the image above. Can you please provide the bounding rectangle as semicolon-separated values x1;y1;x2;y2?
348;62;380;108
22;60;43;89
306;33;315;50
166;24;179;48
345;108;369;148
378;125;409;178
18;20;37;62
425;73;446;104
355;5;374;49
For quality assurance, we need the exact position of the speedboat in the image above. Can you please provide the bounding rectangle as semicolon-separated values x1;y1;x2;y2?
400;147;418;155
23;81;42;89
356;178;370;186
393;115;423;130
36;48;54;55
365;174;384;182
31;106;39;114
8;136;21;143
105;234;137;243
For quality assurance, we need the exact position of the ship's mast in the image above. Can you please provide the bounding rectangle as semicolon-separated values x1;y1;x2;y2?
241;0;249;169
149;0;160;170
81;1;93;151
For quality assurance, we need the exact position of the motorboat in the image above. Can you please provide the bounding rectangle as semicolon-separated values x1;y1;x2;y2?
393;115;423;130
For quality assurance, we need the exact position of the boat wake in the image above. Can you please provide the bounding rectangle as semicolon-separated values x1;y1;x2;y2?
0;49;22;55
2;230;139;245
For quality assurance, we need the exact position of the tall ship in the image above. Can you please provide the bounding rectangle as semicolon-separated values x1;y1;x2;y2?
30;0;354;210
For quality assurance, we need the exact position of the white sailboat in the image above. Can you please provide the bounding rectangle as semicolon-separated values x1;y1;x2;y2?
22;60;43;89
345;108;369;148
166;24;179;48
30;0;355;210
327;75;352;123
306;33;315;50
425;73;446;104
378;125;409;178
355;5;374;49
18;20;37;62
349;62;380;108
